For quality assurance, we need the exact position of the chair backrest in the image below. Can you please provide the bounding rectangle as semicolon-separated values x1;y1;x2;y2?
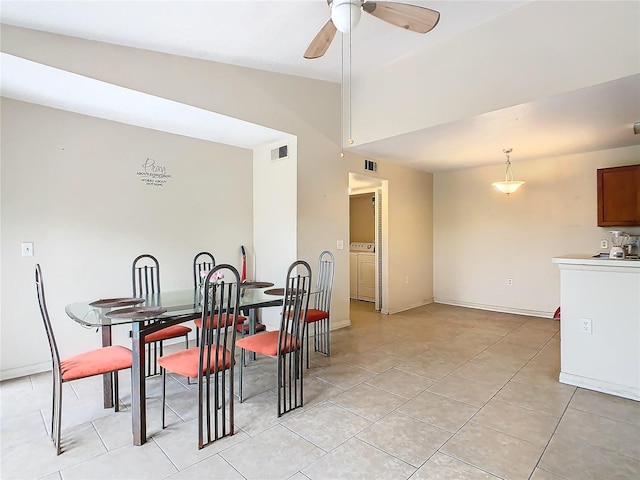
199;264;241;363
314;250;335;312
199;263;241;441
132;254;160;297
279;260;312;354
276;260;311;416
193;251;216;289
35;264;61;375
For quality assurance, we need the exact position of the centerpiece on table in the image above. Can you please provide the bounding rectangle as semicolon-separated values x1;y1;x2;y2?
199;269;224;307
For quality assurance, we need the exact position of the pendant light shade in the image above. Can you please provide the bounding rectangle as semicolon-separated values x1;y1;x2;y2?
332;0;362;33
492;148;525;195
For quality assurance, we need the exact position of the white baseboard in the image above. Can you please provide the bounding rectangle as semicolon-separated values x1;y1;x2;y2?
384;298;434;315
329;317;350;330
434;298;553;319
1;361;51;381
560;372;640;401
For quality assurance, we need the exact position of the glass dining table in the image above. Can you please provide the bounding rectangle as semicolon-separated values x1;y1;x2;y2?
65;284;282;446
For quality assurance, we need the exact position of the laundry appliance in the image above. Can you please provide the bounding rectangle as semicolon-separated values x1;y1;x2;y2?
349;242;375;302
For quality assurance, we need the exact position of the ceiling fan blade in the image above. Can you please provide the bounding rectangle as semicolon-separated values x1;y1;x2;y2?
304;19;338;59
363;1;440;34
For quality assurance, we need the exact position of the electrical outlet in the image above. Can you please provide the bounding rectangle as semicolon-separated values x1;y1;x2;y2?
21;242;34;257
580;318;592;334
507;278;513;286
600;239;608;249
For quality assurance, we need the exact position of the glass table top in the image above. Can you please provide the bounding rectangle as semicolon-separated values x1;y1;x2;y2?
65;287;284;327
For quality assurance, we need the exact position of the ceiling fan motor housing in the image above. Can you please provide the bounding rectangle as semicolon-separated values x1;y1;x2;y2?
331;0;362;33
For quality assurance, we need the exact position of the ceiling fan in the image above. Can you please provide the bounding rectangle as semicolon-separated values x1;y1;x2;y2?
304;0;440;59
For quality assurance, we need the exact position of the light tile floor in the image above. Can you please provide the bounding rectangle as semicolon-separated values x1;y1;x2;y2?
2;301;639;479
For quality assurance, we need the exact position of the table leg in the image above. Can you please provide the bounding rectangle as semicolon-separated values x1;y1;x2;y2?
100;324;114;409
248;308;256;361
131;322;147;446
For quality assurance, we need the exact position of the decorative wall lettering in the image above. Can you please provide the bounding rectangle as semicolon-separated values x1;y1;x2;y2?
136;157;172;187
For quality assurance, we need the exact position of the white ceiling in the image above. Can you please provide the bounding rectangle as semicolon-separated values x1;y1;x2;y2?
1;0;639;174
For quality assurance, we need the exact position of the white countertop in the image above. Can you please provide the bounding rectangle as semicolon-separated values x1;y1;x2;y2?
552;254;640;268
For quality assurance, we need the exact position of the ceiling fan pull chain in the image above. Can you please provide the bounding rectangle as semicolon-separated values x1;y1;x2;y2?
340;32;345;157
348;28;353;146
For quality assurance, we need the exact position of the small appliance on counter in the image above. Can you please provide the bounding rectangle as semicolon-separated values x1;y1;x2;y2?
609;231;627;259
624;235;640;259
608;231;640;259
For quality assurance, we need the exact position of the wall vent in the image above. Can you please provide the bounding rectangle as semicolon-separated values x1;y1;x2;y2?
271;145;288;162
364;159;377;172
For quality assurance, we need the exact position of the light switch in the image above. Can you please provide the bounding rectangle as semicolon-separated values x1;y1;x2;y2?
337;240;344;250
22;242;34;257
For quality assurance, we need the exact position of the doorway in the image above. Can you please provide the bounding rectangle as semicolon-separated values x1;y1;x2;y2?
348;173;387;313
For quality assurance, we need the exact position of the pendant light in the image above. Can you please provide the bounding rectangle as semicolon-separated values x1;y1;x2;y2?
492;148;525;195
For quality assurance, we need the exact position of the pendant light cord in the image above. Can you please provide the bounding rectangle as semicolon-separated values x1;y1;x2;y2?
504;150;514;181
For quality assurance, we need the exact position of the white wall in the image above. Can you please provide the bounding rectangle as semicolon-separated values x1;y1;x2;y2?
352;1;640;146
0;98;252;379
433;146;640;317
253;139;298;329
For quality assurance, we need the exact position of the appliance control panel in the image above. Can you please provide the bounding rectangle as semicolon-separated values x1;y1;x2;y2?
350;242;375;252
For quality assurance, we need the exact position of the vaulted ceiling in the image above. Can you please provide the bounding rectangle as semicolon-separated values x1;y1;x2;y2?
1;1;639;172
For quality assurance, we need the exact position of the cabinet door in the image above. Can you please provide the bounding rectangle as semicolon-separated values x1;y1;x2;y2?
597;164;640;227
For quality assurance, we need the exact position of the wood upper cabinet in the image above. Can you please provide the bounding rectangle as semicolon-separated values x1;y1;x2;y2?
597;164;640;226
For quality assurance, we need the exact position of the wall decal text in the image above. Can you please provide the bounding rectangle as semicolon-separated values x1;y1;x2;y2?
137;157;172;187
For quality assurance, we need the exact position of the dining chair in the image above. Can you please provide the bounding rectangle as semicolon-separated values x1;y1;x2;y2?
192;252;215;346
158;264;241;448
35;264;132;455
304;250;335;368
236;260;311;416
132;254;191;376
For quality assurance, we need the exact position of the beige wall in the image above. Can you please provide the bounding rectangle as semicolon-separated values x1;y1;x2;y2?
0;98;252;377
433;146;640;317
1;26;437;378
349;194;375;243
353;1;640;146
346;155;434;314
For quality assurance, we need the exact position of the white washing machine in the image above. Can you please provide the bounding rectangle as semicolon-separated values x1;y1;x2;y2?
350;242;375;302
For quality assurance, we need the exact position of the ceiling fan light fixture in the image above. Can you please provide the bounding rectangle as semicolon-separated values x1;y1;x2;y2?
331;0;362;33
492;148;525;195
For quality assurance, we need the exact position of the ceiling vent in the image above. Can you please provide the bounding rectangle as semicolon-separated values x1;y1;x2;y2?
364;159;377;172
271;145;288;162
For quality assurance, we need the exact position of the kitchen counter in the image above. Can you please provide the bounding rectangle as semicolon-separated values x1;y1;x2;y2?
552;254;640;401
552;254;640;268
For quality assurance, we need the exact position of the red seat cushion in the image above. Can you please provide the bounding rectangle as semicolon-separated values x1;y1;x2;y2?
236;331;300;357
305;309;329;323
194;314;246;329
157;346;234;378
61;345;132;382
237;322;266;334
145;325;192;343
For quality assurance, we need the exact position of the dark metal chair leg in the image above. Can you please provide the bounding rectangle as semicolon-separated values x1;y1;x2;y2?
161;369;166;429
238;348;244;403
113;371;120;412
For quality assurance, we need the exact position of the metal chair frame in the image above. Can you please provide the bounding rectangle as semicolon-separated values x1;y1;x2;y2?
237;260;311;417
192;251;215;347
307;250;335;367
132;254;189;376
35;264;130;455
160;264;240;448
